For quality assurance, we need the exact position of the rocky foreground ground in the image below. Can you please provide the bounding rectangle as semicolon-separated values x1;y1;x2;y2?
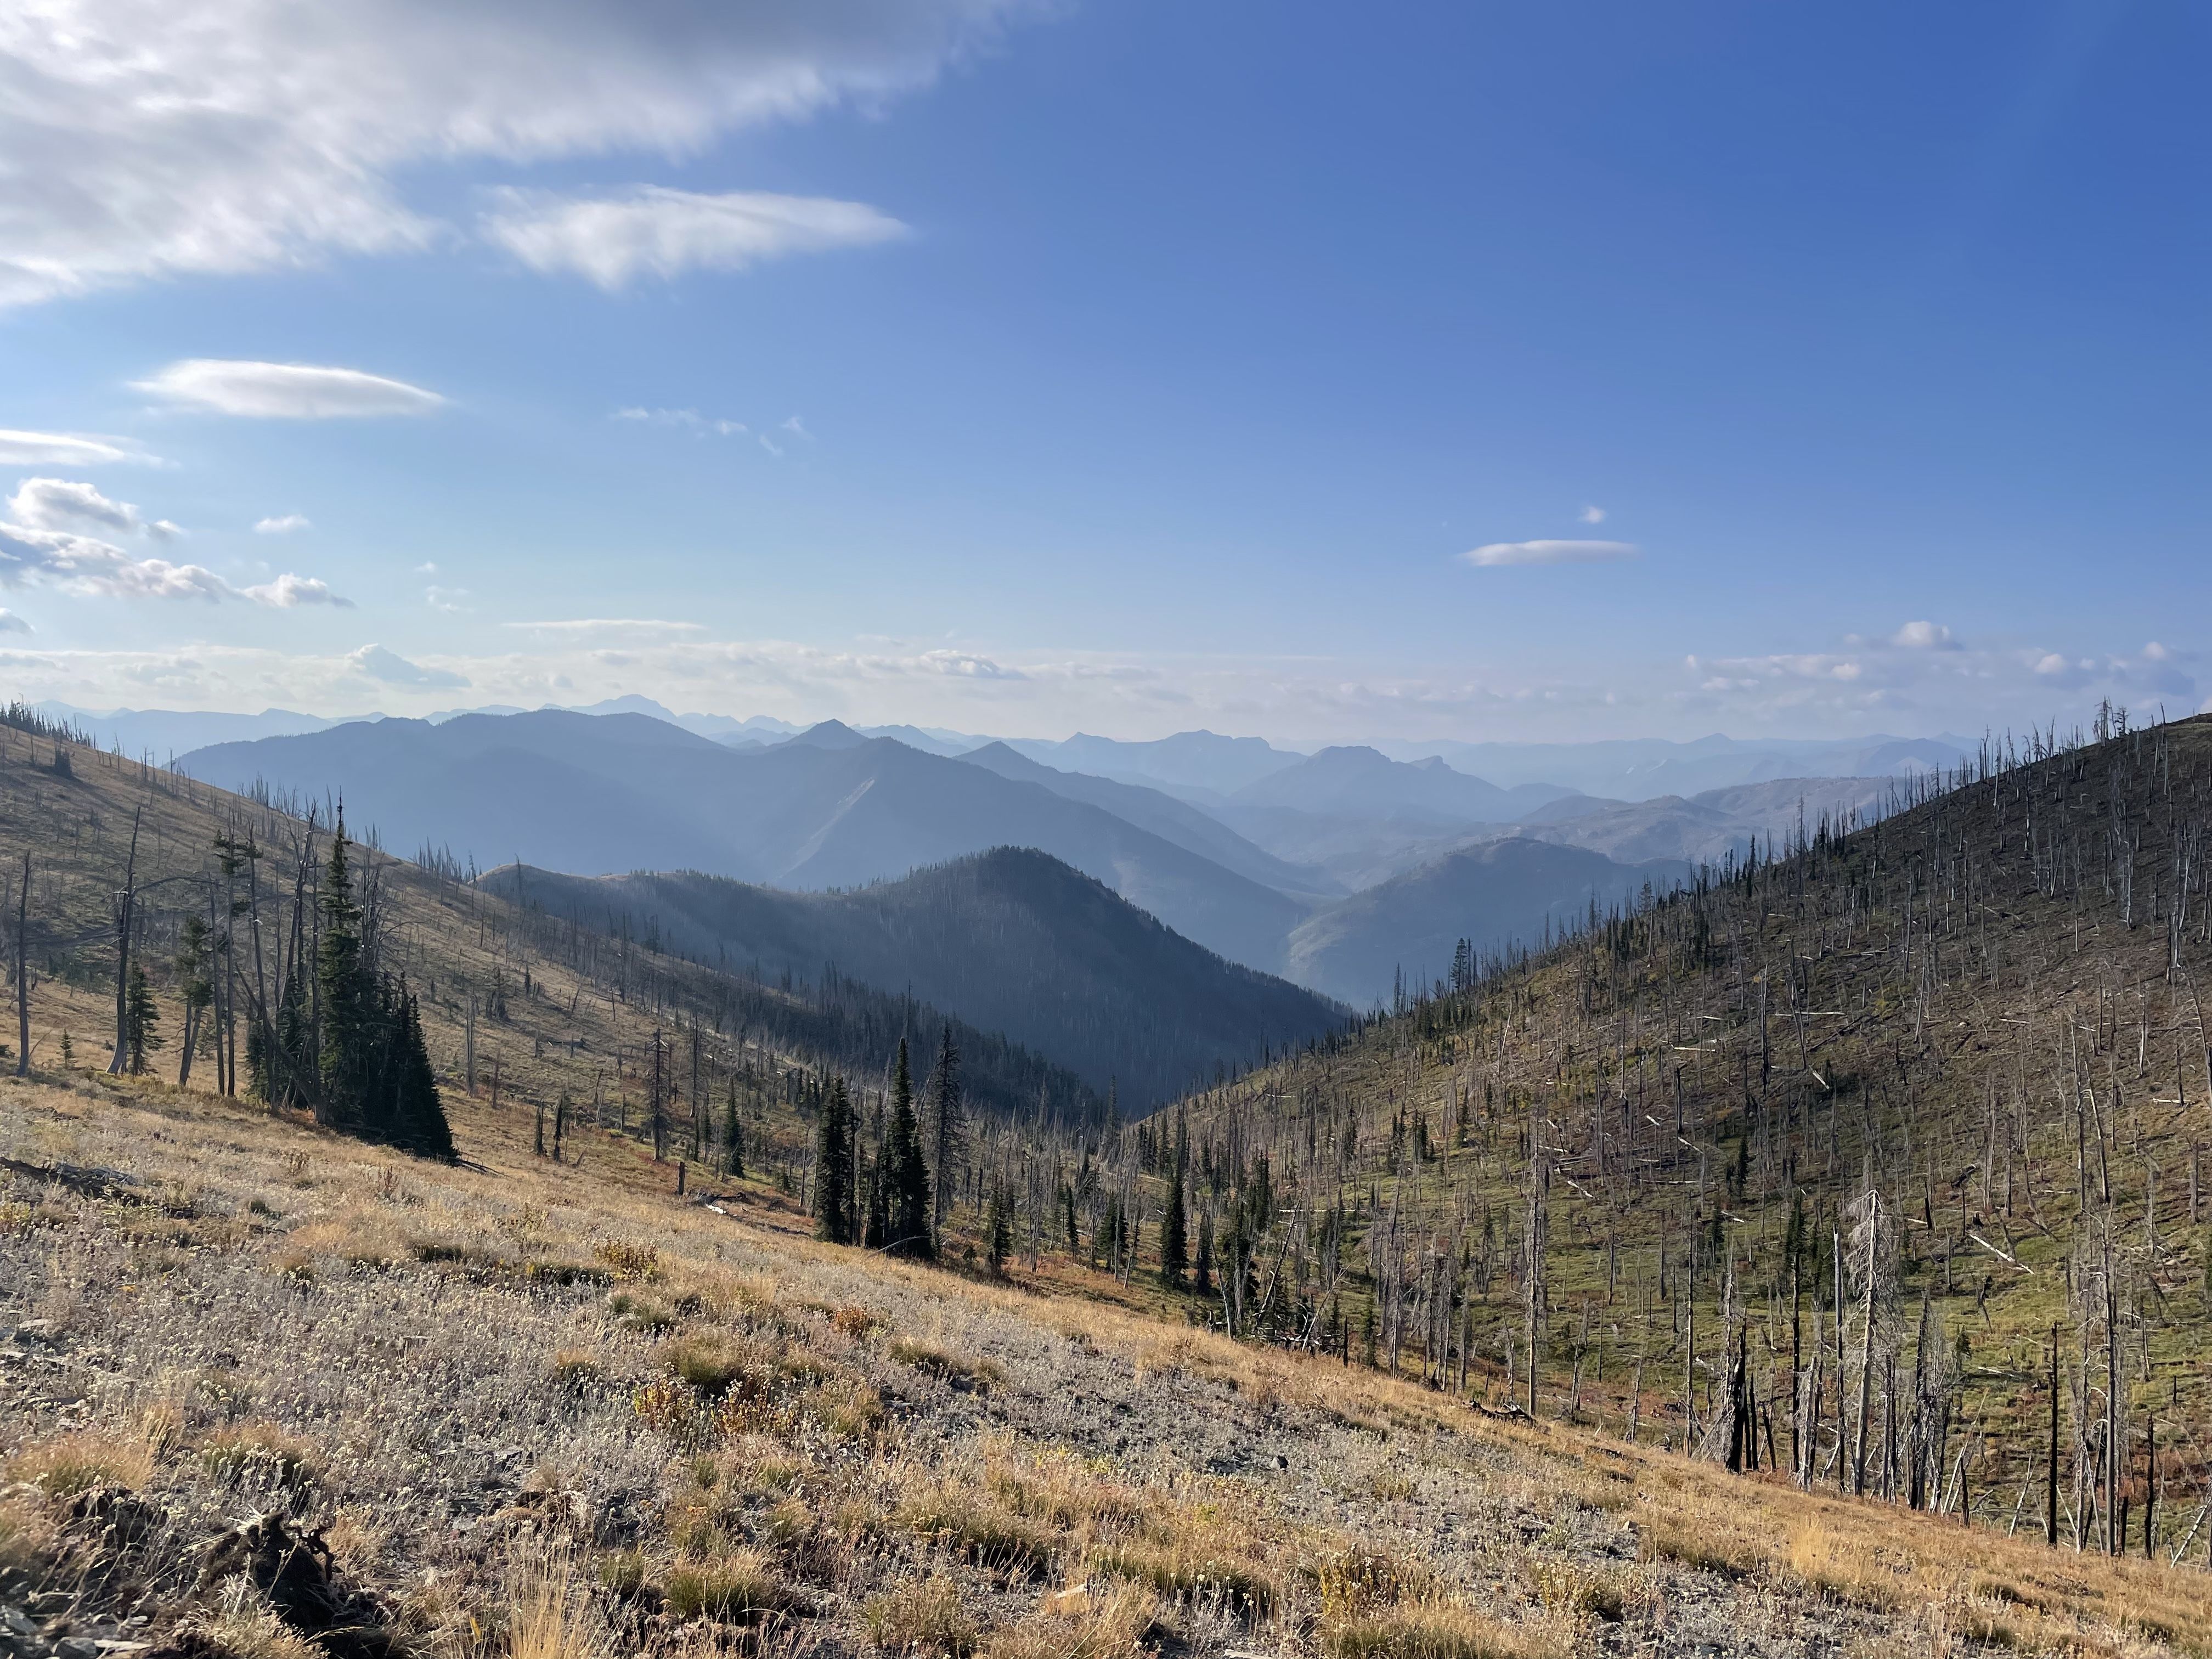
1;1074;2202;1659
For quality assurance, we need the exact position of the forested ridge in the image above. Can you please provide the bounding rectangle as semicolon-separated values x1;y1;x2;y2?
482;848;1343;1107
1136;709;2212;1563
0;707;1092;1186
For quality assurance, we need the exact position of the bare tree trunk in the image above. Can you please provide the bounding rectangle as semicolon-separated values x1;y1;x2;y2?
107;809;142;1074
14;853;28;1077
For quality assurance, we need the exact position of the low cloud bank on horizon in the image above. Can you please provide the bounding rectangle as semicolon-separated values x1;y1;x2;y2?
0;620;2194;747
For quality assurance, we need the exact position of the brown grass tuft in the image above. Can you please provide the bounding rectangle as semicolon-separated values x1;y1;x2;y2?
662;1547;784;1622
862;1573;977;1657
200;1420;324;1495
5;1427;156;1497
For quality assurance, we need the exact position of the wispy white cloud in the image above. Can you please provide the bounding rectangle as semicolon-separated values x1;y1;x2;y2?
503;618;706;637
348;644;467;687
242;573;351;608
254;514;311;535
1463;539;1639;568
0;430;156;467
0;0;1033;307
1578;504;1606;524
614;408;746;436
135;359;444;419
482;187;906;289
426;585;472;613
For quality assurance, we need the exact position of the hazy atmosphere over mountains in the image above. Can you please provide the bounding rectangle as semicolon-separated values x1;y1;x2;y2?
160;699;1937;1012
6;4;2211;1653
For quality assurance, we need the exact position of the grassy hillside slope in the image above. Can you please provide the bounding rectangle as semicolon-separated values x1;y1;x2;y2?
5;1057;2204;1659
0;714;1096;1161
1164;713;2212;1590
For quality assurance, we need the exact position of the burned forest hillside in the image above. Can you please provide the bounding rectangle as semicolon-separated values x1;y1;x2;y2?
0;708;1097;1189
1158;709;2212;1582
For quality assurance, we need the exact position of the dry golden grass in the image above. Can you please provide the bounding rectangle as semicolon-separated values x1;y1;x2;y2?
198;1418;324;1496
661;1547;785;1620
5;1425;158;1496
501;1547;608;1659
978;1581;1157;1658
5;1064;2209;1659
862;1572;979;1656
1323;1599;1561;1659
185;1581;323;1659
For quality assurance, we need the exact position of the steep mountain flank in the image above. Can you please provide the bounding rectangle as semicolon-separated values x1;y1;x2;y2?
484;847;1346;1106
1159;715;2212;1567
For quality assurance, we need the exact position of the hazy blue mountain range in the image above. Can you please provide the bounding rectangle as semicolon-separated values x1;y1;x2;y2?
1375;733;1970;799
1519;775;1899;867
176;712;1312;972
953;741;1344;900
166;703;1947;1015
36;702;356;758
1285;837;1692;1006
484;847;1345;1107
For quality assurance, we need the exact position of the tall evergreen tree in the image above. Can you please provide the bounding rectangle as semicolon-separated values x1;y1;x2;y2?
248;820;453;1159
722;1080;744;1178
123;961;161;1074
383;984;455;1159
815;1075;855;1245
885;1037;934;1259
923;1028;964;1240
317;824;374;1132
1160;1103;1190;1289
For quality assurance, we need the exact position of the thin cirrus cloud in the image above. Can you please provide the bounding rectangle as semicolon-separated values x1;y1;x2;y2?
0;430;155;467
0;0;1035;306
255;514;312;535
615;408;746;436
481;187;906;289
1462;539;1640;568
134;360;445;419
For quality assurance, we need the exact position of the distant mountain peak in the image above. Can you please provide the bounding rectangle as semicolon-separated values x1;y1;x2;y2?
789;719;870;750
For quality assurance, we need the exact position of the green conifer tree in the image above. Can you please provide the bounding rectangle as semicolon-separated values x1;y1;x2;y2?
886;1037;934;1259
1160;1104;1190;1290
723;1080;744;1178
123;961;161;1074
815;1075;855;1245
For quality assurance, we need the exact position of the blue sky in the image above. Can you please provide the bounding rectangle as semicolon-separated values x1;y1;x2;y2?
1;0;2204;741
